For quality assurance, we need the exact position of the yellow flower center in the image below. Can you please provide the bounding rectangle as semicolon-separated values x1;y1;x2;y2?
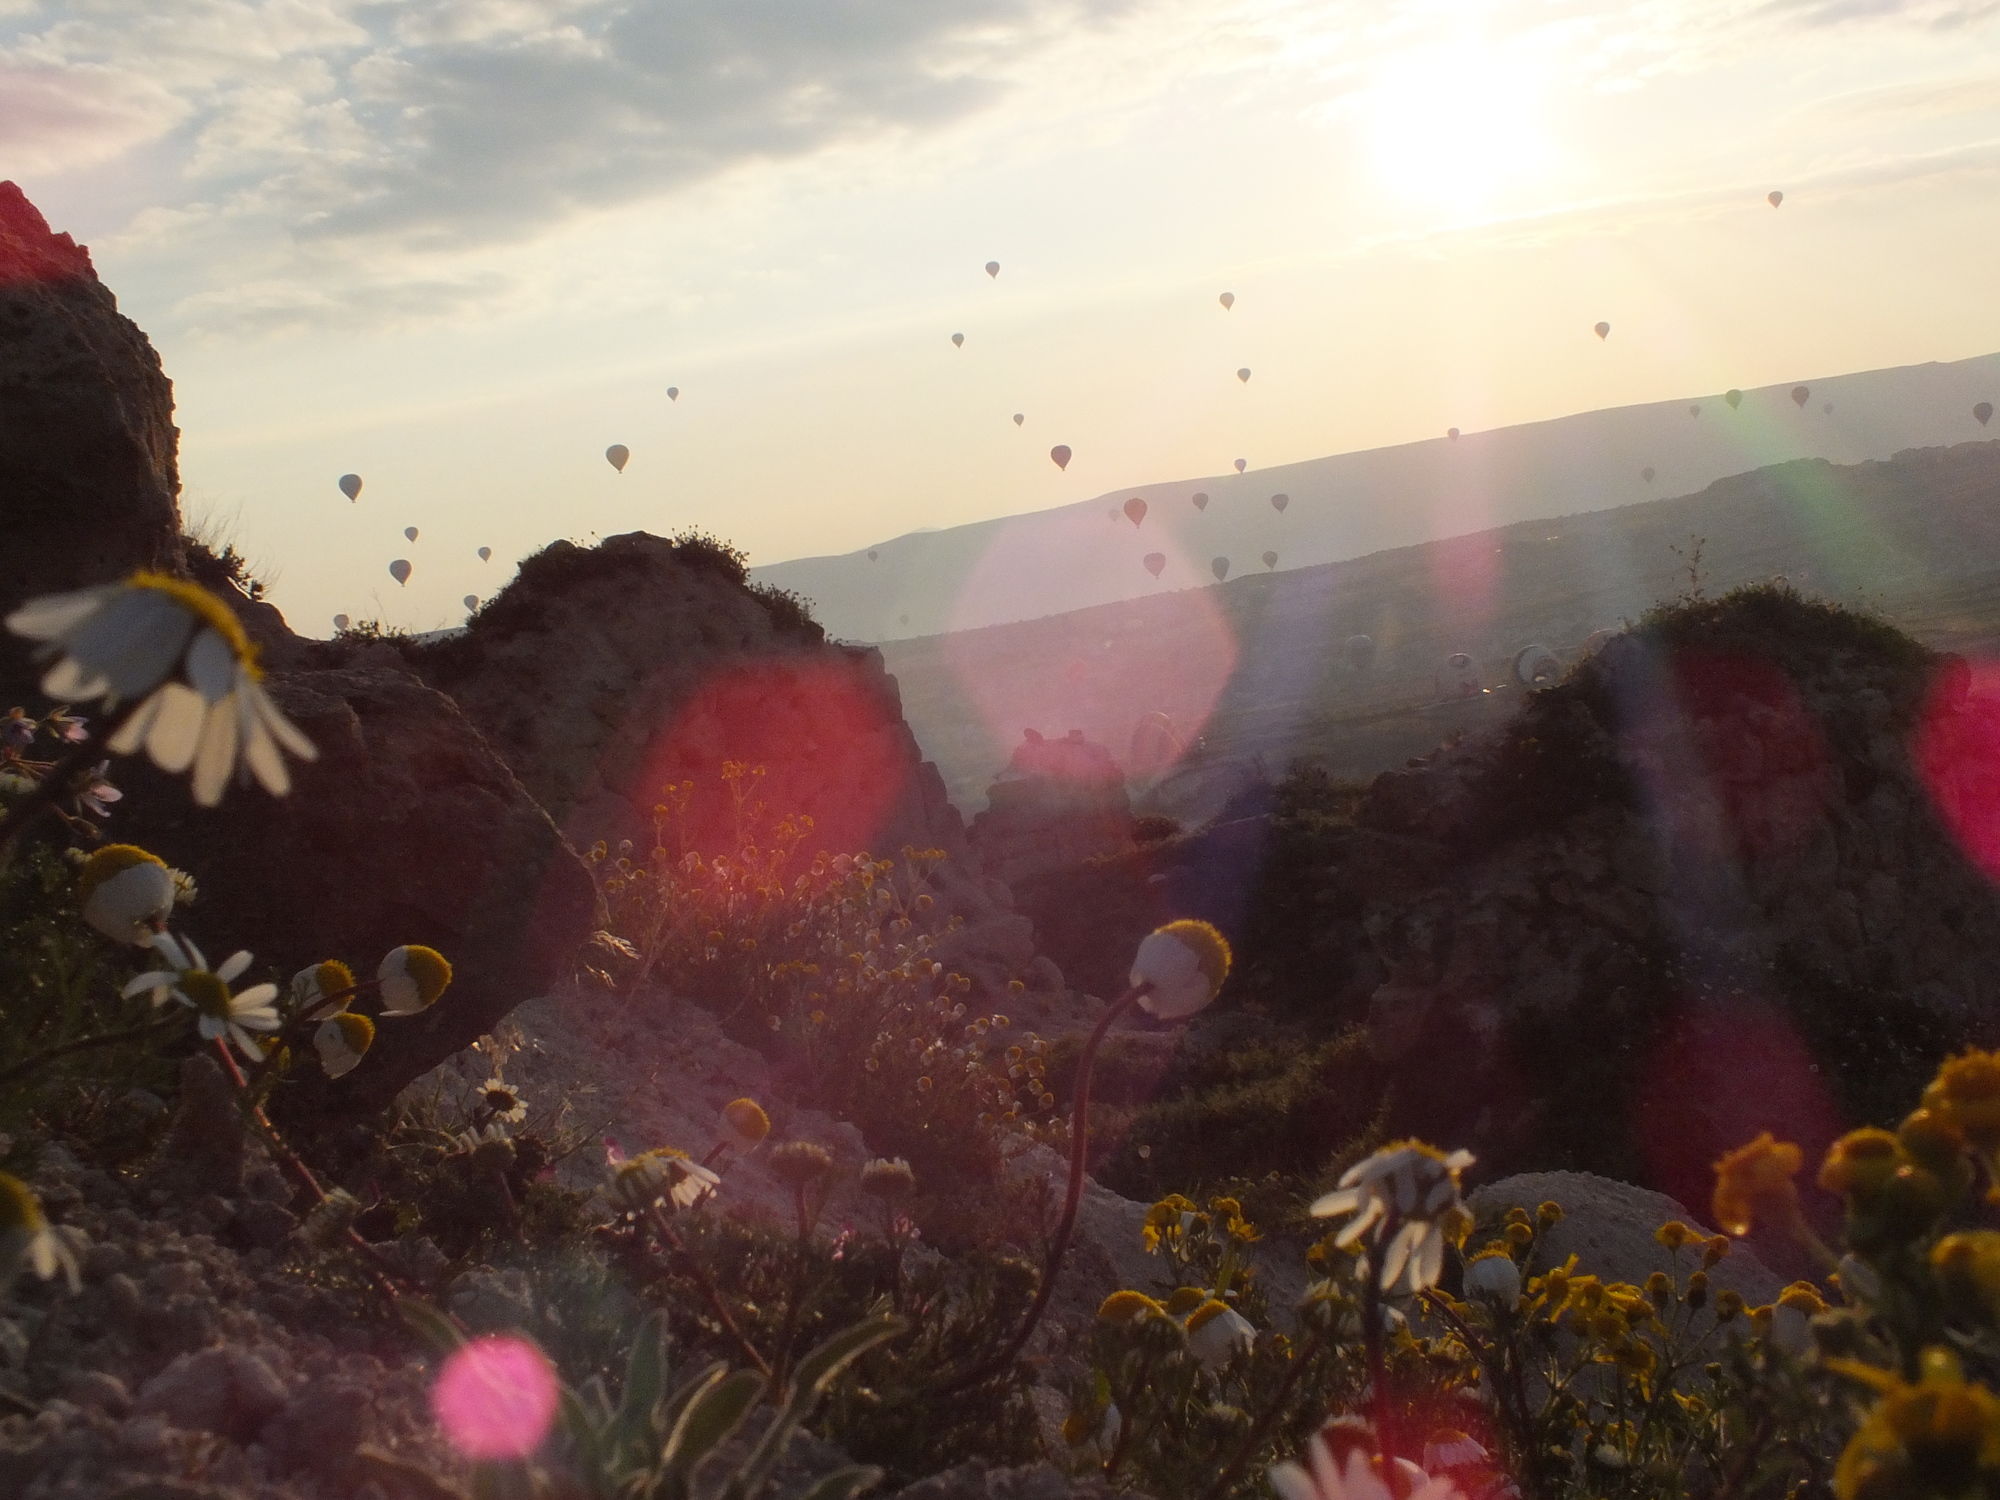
77;843;167;904
129;572;261;677
332;1013;374;1051
722;1097;770;1143
1097;1290;1165;1323
0;1171;49;1234
1154;919;1232;996
397;945;453;1006
312;960;356;999
181;970;232;1020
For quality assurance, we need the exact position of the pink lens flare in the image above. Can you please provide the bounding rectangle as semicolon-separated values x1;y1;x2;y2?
431;1335;559;1461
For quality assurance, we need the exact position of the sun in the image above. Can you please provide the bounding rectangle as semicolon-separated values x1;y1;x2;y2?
1358;41;1556;211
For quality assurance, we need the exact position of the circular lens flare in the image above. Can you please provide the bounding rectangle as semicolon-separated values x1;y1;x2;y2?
431;1336;558;1461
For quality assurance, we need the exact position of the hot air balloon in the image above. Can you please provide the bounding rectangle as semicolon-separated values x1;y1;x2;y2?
985;261;1000;279
1593;321;1610;340
899;614;910;626
333;614;350;632
338;474;363;501
1514;644;1561;687
1219;292;1234;310
1262;550;1278;570
1051;445;1071;470
464;595;479;612
1013;413;1025;426
478;546;492;562
867;549;879;562
951;332;964;348
1725;389;1743;409
606;444;630;472
1823;402;1833;414
389;559;412;587
1270;493;1289;514
1442;651;1477;696
1191;492;1209;511
1641;467;1655;484
1211;557;1231;582
1977;402;1994;427
1233;458;1247;473
1108;509;1121;523
1768;190;1784;208
1143;553;1166;578
667;387;680;401
404;526;419;543
1447;427;1460;440
1123;497;1147;527
1791;386;1809;408
1688;405;1701;417
1237;368;1251;384
1345;634;1376;672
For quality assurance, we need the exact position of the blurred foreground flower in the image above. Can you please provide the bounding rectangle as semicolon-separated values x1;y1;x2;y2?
0;1172;79;1292
6;572;315;805
1311;1141;1474;1294
1829;1347;2000;1500
719;1096;771;1153
77;843;176;945
1711;1132;1804;1237
123;934;281;1061
1270;1427;1463;1500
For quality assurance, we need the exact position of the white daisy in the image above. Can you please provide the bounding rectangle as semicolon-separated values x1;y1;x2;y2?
1128;920;1232;1020
6;572;315;806
1271;1439;1462;1500
1311;1142;1475;1295
315;1011;375;1079
1462;1250;1522;1307
607;1146;719;1211
1185;1298;1257;1369
76;844;176;945
289;959;358;1020
476;1078;528;1124
0;1172;80;1292
378;944;453;1014
122;933;281;1061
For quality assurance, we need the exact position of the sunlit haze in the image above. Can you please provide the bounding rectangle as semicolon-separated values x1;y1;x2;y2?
9;0;2000;634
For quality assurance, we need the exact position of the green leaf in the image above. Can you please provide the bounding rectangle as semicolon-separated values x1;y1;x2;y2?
397;1296;468;1357
790;1314;906;1398
619;1312;671;1431
659;1368;762;1480
655;1363;728;1463
793;1467;884;1500
557;1387;611;1499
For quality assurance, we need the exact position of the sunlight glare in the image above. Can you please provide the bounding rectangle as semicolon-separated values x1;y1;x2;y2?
1359;41;1557;211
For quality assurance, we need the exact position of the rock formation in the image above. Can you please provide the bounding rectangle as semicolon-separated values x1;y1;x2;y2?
969;729;1134;885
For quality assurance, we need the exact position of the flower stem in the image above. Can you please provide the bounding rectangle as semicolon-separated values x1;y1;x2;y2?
1200;1325;1329;1500
941;982;1146;1392
645;1202;773;1382
0;700;140;858
1360;1261;1404;1494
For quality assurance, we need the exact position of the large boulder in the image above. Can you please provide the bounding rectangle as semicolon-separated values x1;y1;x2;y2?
0;181;185;704
970;730;1134;886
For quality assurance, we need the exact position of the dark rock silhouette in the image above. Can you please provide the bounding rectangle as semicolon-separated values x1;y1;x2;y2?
0;181;184;705
970;728;1133;884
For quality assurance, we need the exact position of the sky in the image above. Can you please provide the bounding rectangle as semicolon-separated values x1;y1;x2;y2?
6;0;2000;635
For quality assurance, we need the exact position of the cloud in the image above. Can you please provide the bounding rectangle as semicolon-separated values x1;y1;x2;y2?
1757;0;2000;27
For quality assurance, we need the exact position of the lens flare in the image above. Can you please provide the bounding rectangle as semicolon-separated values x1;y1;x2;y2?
431;1336;558;1461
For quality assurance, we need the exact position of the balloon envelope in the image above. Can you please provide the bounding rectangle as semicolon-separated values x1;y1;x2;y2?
404;526;419;543
338;473;362;501
1143;552;1166;578
1345;634;1376;671
1013;413;1024;426
1211;556;1230;581
389;559;412;586
1768;190;1784;207
1270;493;1288;513
1233;458;1246;473
1262;550;1278;569
478;546;492;561
951;332;964;348
606;444;629;472
333;614;350;631
667;387;679;401
1447;427;1459;440
867;549;879;561
1977;402;1994;427
1191;492;1208;511
1236;368;1251;384
1725;389;1743;409
985;261;1000;278
1791;386;1810;408
1219;292;1234;310
1514;644;1561;686
1050;445;1071;470
1123;496;1147;527
1641;467;1655;483
1688;405;1701;417
1593;321;1610;340
464;595;478;611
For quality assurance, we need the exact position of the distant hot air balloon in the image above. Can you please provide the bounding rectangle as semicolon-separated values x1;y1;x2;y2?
1447;427;1460;440
1013;413;1025;426
667;387;680;401
1191;492;1209;511
1791;386;1809;408
338;474;363;502
1270;493;1289;514
1641;467;1655;484
333;614;350;632
1051;445;1071;470
404;526;419;543
1345;634;1376;672
389;559;412;587
1768;190;1784;208
1823;402;1833;414
1441;651;1478;697
899;614;910;626
1725;389;1744;409
464;595;479;612
478;546;492;562
1143;552;1166;578
1107;509;1120;523
868;549;879;562
1593;321;1611;340
1237;368;1251;384
1233;458;1247;473
1262;550;1278;570
1211;557;1231;582
1688;405;1701;417
985;261;1000;279
1514;644;1561;687
1219;292;1234;310
951;332;964;348
606;444;630;472
1123;496;1148;527
1977;402;1994;427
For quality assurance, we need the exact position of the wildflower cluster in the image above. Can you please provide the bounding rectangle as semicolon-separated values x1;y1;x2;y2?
0;702;117;834
588;767;1055;1179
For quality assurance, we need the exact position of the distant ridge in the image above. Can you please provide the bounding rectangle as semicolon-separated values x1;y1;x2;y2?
750;351;2000;641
